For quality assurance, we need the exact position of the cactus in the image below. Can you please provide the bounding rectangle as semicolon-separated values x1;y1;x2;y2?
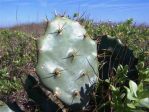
0;101;13;112
0;105;13;112
96;35;138;111
97;35;138;81
36;16;98;109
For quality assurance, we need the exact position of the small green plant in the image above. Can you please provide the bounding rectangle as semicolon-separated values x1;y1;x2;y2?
0;67;21;94
103;66;149;112
0;30;36;95
125;80;149;110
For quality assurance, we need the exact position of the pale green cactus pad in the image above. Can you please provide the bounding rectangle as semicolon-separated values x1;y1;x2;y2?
0;102;13;112
36;16;98;108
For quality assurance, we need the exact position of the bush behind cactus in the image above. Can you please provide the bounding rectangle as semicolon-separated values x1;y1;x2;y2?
0;30;37;94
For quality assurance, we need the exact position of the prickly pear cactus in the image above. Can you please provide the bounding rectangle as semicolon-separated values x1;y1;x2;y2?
0;101;13;112
97;35;138;80
36;16;98;109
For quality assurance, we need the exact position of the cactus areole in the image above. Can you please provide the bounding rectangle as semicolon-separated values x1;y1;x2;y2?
36;16;98;109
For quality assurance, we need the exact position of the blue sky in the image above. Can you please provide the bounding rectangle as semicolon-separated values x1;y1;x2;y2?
0;0;149;27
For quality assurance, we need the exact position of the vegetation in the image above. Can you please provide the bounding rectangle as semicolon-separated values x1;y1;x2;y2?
0;30;37;94
0;14;149;112
82;17;149;112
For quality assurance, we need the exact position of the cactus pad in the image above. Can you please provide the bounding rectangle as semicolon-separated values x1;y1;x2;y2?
36;17;98;108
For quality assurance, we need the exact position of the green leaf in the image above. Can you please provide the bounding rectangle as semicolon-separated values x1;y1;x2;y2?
138;98;149;109
137;82;143;93
110;85;117;91
127;103;136;109
124;86;137;100
144;78;149;82
129;80;138;97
